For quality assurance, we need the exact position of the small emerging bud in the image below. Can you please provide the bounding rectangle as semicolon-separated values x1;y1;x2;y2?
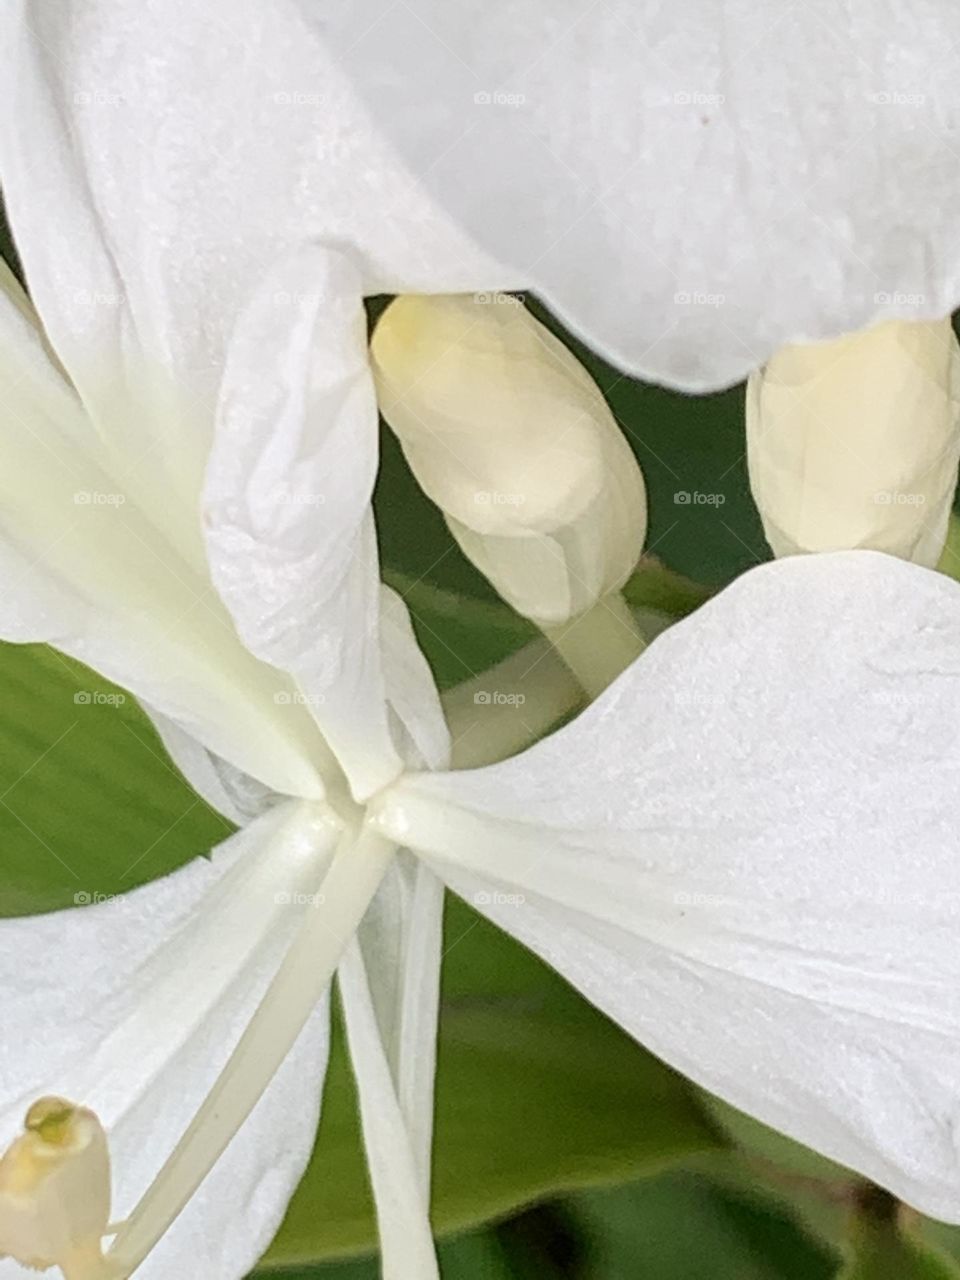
371;294;647;626
0;1097;110;1278
747;319;960;568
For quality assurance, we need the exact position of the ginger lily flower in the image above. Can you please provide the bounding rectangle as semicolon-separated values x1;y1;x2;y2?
4;4;960;1279
5;271;960;1277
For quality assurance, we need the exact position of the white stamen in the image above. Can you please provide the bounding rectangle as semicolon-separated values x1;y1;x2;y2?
0;1097;110;1279
104;824;395;1279
541;592;646;699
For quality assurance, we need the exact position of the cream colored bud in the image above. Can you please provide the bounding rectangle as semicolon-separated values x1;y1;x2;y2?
0;1097;110;1278
371;294;647;626
746;319;960;568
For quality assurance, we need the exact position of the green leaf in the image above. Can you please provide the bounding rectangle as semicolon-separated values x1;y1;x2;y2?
262;898;723;1267
915;1220;960;1269
837;1195;960;1280
253;1225;516;1280
0;642;229;916
698;1093;854;1184
621;557;713;617
384;570;536;692
936;512;960;583
563;1170;838;1280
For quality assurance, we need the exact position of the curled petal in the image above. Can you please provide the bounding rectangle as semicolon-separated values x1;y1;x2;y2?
205;247;401;798
0;262;328;799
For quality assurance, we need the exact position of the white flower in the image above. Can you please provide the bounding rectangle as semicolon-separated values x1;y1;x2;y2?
0;5;510;1271
747;320;960;567
318;1;960;389
3;6;960;1280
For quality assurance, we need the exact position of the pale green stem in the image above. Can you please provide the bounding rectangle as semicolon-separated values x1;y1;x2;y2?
442;637;583;768
103;825;396;1280
542;591;646;700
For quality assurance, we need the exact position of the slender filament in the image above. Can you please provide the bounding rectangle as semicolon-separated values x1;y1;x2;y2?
105;825;396;1278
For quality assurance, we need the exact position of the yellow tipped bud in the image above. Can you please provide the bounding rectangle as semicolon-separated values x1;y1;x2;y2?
746;319;960;568
371;293;647;626
0;1097;110;1278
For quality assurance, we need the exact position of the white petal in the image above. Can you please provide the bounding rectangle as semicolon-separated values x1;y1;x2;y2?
325;2;960;389
204;246;399;799
339;937;440;1280
0;801;337;1279
380;587;451;773
377;551;960;1219
356;855;446;1190
0;257;331;799
0;258;89;642
142;710;274;828
0;0;512;460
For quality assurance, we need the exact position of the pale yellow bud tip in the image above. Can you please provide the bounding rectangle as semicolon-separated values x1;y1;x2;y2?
0;1097;111;1278
371;293;648;626
747;318;960;569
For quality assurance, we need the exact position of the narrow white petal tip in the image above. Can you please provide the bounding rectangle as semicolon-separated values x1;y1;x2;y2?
0;1097;110;1278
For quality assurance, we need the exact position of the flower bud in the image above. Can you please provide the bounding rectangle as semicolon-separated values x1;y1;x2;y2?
0;1097;110;1277
746;319;960;568
371;294;647;626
